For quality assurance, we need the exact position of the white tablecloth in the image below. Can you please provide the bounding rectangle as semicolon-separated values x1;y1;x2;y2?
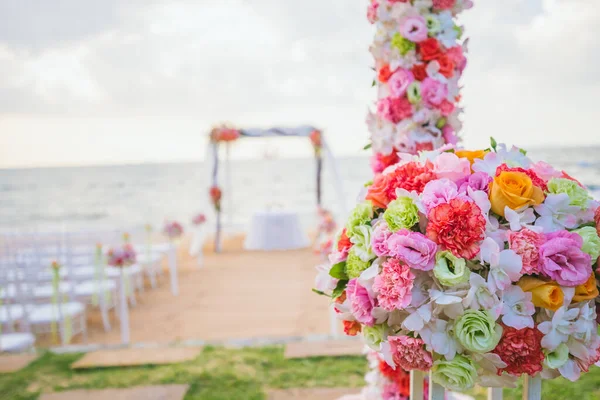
244;210;309;251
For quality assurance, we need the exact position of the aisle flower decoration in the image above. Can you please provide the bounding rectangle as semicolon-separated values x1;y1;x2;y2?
192;213;207;225
210;125;240;143
314;207;338;260
315;140;600;391
367;0;473;173
107;243;137;268
310;129;323;155
163;220;184;240
210;185;222;212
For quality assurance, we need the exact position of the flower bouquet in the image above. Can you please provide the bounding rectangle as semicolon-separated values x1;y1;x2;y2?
107;243;137;268
317;141;600;391
367;0;473;173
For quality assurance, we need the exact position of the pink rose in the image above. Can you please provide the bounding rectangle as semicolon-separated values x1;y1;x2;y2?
446;46;467;72
400;16;428;43
387;229;437;271
367;1;379;24
421;77;448;107
432;152;471;182
388;68;415;98
373;258;415;311
372;222;392;257
539;230;591;286
439;99;455;116
507;229;544;275
346;278;376;326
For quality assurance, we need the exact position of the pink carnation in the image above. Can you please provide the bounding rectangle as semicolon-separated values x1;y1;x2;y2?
421;78;448;107
373;258;415;311
372;222;392;257
400;16;428;43
446;46;467;72
433;0;456;10
389;68;415;98
539;230;591;287
387;229;437;271
507;229;544;275
389;336;433;371
346;278;376;326
421;178;462;211
378;97;414;123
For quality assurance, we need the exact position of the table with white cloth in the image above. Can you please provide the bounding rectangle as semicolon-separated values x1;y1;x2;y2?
244;210;310;251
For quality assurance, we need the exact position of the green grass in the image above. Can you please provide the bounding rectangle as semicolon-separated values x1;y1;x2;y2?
1;346;599;399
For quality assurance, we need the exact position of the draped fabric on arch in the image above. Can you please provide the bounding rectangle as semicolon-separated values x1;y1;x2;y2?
206;125;347;253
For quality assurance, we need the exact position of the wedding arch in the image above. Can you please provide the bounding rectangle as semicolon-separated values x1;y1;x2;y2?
206;125;348;252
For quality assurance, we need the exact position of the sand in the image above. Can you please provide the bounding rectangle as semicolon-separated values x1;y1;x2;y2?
34;233;335;347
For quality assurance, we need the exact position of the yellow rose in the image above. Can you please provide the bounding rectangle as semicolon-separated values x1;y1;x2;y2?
455;150;488;166
518;276;564;311
489;171;545;217
573;273;599;303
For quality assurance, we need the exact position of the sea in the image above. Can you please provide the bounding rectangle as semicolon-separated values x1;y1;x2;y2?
1;147;600;234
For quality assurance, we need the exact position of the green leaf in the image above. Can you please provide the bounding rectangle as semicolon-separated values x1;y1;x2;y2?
371;80;376;87
332;280;349;299
329;262;348;280
490;137;498;152
364;180;374;188
363;143;372;150
519;148;528;156
312;288;330;297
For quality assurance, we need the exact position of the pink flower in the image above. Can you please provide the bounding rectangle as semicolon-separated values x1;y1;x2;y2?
457;172;493;193
367;1;379;24
493;326;544;377
346;278;376;326
421;178;463;211
439;99;455;117
507;229;544;275
530;161;562;182
389;336;433;371
382;382;406;400
372;222;392;257
421;78;448;107
387;230;437;271
539;230;591;286
373;258;415;311
433;0;456;10
446;46;467;72
442;125;458;145
400;16;428;43
378;97;414;123
192;213;207;225
432;152;471;182
389;68;415;98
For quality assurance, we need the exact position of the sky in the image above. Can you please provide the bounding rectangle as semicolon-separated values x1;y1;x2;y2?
1;0;599;168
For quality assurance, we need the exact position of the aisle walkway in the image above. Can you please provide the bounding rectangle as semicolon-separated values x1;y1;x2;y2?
54;234;332;347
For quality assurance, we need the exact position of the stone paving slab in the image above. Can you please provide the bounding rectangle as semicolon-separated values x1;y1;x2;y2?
0;354;38;373
284;340;363;359
71;347;202;369
40;385;190;400
268;388;361;400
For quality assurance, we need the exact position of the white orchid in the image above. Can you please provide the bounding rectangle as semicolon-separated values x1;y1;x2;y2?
535;193;581;232
538;306;580;351
463;273;501;313
501;285;535;329
402;302;432;332
314;263;337;295
420;319;461;361
504;206;539;232
478;238;523;292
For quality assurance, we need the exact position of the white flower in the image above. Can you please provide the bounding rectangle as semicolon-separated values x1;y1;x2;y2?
436;11;459;48
413;0;434;12
571;300;598;345
463;273;501;313
314;263;337;294
535;193;580;232
504;206;539;232
367;112;395;155
402;302;432;332
420;319;461;361
501;285;535;329
479;238;522;292
496;144;532;168
538;306;580;351
426;60;448;83
472;152;503;176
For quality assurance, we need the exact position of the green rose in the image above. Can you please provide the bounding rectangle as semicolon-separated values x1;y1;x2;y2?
383;196;420;232
431;355;478;392
454;310;502;353
346;202;374;237
363;324;387;349
407;82;421;104
350;225;376;262
544;343;569;369
547;178;592;209
425;15;441;34
346;247;372;279
391;33;416;55
434;251;469;287
574;226;600;260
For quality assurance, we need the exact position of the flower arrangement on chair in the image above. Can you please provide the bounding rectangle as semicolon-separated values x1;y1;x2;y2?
163;220;184;241
367;0;473;173
192;213;207;225
210;125;240;143
107;243;137;268
316;141;600;392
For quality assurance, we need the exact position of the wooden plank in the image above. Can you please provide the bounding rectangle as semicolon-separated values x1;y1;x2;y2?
410;370;424;400
39;385;189;400
0;354;38;373
267;388;361;400
71;347;202;369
